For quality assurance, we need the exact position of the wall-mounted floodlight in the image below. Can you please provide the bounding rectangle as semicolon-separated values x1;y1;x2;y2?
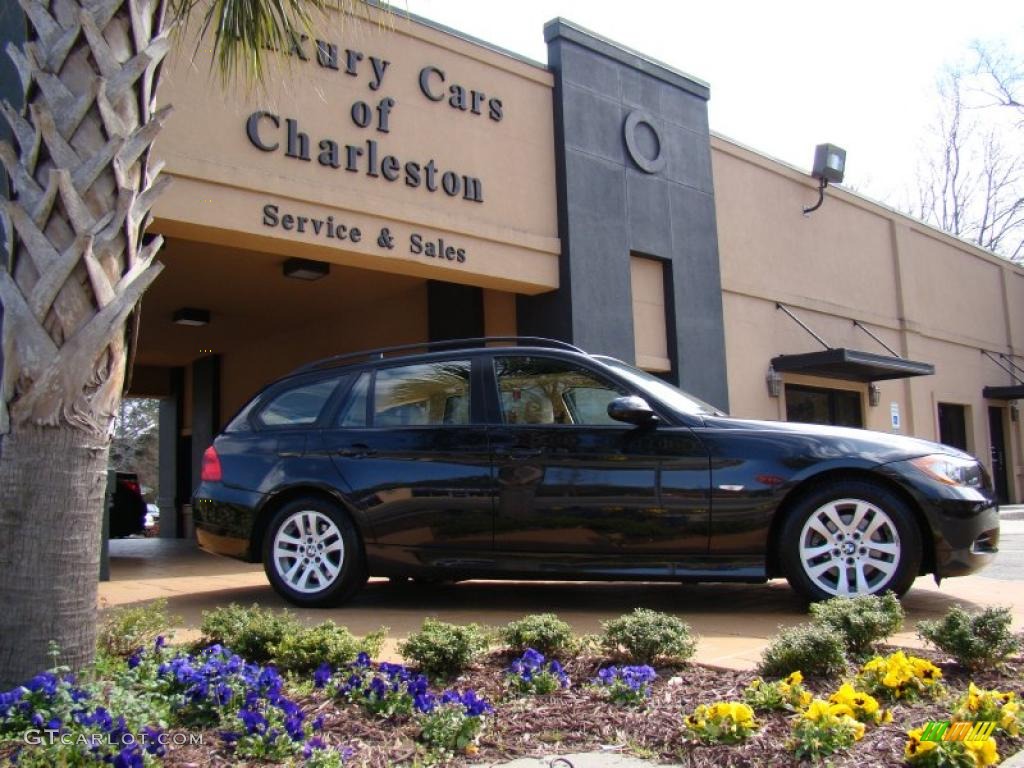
803;143;846;215
766;365;783;398
869;383;881;407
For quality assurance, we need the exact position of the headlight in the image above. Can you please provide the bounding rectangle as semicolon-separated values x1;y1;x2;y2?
910;454;985;488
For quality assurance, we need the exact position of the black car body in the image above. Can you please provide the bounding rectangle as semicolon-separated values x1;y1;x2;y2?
109;471;147;538
193;338;999;606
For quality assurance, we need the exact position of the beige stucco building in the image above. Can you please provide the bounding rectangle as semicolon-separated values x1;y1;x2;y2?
38;3;1014;529
713;136;1023;504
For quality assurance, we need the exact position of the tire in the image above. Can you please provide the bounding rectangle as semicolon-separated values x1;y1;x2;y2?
262;496;366;607
779;479;922;601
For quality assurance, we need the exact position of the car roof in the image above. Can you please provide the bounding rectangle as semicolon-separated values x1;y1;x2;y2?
286;337;593;380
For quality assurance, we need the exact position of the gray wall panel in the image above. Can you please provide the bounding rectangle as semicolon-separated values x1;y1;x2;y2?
523;18;729;409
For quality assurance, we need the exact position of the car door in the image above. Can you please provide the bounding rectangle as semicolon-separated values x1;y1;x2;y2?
487;354;707;555
318;357;493;551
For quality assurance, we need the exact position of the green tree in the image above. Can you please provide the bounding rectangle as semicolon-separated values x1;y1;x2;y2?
0;0;356;686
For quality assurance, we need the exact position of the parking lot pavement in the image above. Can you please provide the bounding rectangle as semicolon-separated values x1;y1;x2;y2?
101;537;1024;671
985;519;1024;581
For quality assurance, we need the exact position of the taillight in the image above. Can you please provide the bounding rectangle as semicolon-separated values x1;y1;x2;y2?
201;445;223;482
121;479;141;494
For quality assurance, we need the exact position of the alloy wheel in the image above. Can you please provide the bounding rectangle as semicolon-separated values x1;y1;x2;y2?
797;497;901;596
271;510;346;594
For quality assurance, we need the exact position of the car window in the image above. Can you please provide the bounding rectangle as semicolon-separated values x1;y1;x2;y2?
373;361;472;427
494;356;625;426
337;372;370;427
257;377;342;428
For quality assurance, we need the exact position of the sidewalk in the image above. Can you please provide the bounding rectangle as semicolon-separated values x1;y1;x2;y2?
100;538;1024;672
1002;504;1024;520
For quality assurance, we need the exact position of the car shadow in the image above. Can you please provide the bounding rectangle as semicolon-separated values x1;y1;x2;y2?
113;576;991;643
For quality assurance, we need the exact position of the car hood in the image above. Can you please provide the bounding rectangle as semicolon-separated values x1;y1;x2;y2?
698;415;975;464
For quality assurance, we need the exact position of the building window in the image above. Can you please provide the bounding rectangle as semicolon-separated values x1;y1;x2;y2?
630;255;671;372
785;384;863;428
937;403;969;451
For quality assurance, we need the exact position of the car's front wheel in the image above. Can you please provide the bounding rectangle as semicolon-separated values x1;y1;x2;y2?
262;497;366;607
780;479;922;601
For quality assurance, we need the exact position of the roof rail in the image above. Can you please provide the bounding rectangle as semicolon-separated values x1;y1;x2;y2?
289;336;586;376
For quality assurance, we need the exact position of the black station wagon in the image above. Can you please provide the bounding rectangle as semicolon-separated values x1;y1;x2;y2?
193;338;999;606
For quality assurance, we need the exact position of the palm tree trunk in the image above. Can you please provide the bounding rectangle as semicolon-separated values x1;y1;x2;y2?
0;0;169;686
0;426;109;683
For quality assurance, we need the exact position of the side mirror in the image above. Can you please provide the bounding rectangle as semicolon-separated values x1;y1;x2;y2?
607;395;658;426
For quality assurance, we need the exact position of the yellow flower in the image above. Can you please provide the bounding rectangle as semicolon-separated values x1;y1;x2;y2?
904;729;938;760
965;681;984;712
464;744;479;756
830;683;857;705
882;670;907;690
911;657;941;683
730;702;756;725
829;703;854;718
850;719;866;741
785;671;804;686
963;737;999;766
804;699;832;722
881;708;893;724
798;690;813;708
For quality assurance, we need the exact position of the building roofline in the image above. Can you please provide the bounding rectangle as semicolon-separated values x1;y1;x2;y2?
710;131;1024;273
543;17;710;100
364;0;548;71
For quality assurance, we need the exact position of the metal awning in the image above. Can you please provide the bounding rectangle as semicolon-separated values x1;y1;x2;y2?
770;349;935;382
983;385;1024;400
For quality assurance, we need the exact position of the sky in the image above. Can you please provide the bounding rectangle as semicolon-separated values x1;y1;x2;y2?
400;0;1024;209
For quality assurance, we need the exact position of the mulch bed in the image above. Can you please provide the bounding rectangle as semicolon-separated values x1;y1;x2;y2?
163;646;1024;767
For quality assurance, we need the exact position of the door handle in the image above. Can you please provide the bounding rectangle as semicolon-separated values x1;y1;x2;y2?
336;444;375;458
494;447;544;460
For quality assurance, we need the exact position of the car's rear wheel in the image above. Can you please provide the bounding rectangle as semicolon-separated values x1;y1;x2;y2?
780;479;921;601
262;497;366;607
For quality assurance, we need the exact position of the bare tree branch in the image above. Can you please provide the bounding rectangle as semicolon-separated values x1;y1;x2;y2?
914;57;1024;265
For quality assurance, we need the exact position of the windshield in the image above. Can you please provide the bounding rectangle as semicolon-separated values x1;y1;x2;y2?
595;357;726;417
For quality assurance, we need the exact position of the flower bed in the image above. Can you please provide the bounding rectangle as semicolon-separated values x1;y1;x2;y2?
1;600;1022;766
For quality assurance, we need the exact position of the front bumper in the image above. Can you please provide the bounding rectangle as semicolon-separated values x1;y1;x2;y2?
881;460;999;579
932;502;1000;578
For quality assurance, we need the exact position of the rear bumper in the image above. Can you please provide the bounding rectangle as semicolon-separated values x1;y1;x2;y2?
192;482;263;562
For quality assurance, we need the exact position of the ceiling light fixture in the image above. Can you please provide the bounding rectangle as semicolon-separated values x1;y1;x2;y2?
172;307;210;326
283;257;330;281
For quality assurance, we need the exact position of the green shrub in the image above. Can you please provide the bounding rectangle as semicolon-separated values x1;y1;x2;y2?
500;613;576;657
418;703;485;755
809;592;904;657
759;623;846;678
272;622;387;673
399;618;489;679
600;608;697;665
199;603;300;663
98;598;178;658
917;605;1021;670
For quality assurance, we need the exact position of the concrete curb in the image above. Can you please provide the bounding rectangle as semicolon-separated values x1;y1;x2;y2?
471;746;1024;768
468;753;683;768
1003;748;1024;767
